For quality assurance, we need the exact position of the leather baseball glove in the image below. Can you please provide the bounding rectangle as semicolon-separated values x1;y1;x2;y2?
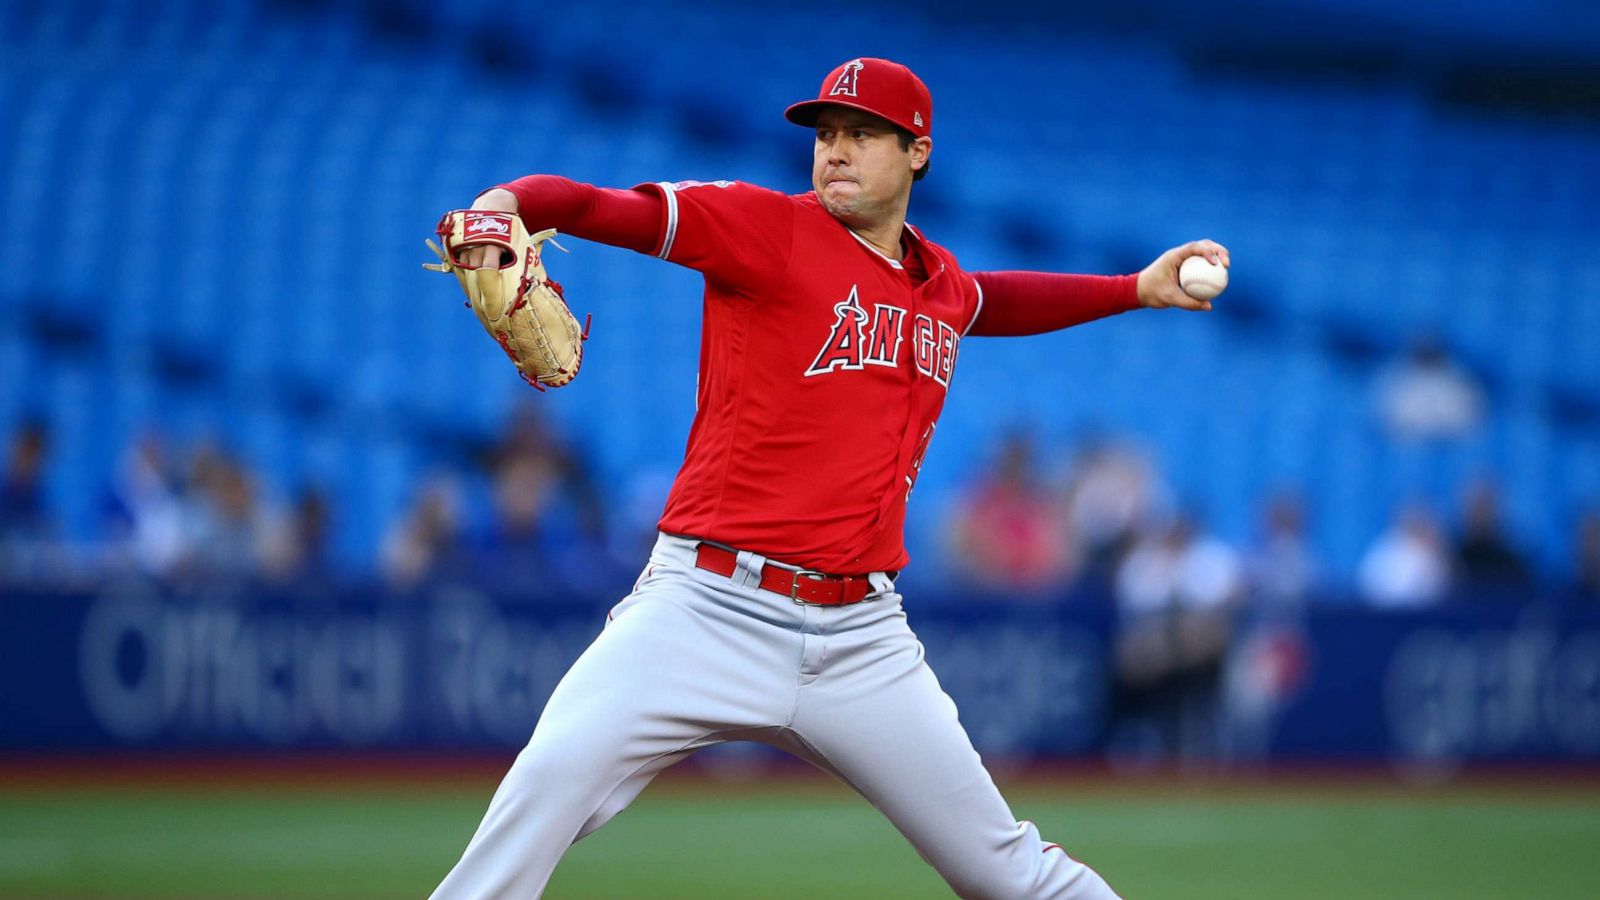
425;210;590;390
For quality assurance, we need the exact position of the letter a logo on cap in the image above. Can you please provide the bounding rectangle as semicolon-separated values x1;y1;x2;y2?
829;59;864;97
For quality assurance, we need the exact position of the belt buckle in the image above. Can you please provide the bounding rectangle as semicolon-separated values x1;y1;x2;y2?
789;569;833;605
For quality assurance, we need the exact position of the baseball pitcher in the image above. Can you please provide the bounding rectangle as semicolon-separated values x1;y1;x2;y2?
427;57;1228;899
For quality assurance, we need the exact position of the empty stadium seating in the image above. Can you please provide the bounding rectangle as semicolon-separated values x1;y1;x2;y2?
1;0;1595;582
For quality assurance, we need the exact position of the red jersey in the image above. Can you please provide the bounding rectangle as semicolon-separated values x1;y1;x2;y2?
496;173;1140;577
634;180;978;574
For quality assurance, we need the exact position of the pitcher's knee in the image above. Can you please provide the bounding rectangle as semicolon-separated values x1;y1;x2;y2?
502;738;611;808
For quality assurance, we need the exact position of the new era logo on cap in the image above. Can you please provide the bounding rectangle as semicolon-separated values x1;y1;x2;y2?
785;57;933;140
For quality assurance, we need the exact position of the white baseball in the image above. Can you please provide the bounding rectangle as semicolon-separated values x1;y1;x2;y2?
1178;255;1228;301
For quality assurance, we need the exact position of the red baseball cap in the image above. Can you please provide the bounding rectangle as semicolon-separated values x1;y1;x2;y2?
785;58;932;139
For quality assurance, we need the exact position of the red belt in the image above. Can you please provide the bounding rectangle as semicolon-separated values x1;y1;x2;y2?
693;543;878;606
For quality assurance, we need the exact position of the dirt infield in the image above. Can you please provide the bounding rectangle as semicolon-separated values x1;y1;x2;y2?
4;751;1598;799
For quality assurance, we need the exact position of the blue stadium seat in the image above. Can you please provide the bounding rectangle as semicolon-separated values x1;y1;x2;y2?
3;0;1595;583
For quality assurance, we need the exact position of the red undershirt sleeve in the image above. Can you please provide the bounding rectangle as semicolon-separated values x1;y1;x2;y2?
491;175;664;256
967;270;1143;337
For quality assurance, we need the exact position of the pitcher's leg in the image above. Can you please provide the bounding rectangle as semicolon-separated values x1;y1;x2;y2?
432;582;788;899
789;635;1119;900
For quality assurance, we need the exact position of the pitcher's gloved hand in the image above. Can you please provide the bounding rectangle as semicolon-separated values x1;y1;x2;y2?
425;210;590;390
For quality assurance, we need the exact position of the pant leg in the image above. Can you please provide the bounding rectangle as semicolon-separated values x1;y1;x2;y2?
432;553;798;899
786;598;1121;900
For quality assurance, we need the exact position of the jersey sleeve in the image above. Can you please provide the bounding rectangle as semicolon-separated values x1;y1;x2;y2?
496;175;663;255
631;180;797;297
966;270;1141;337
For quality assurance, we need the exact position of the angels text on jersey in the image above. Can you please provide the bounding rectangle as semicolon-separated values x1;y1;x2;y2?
805;285;958;388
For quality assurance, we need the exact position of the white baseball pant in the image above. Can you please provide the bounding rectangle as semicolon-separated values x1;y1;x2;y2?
431;533;1119;899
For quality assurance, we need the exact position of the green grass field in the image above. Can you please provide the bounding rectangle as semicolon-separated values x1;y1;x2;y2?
2;768;1597;898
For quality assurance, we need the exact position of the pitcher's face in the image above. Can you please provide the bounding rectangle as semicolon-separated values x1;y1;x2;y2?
812;107;927;226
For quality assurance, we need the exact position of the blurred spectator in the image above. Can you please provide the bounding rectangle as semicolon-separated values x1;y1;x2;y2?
470;405;619;594
1111;514;1243;764
1117;515;1244;616
1454;479;1532;595
1228;494;1315;761
0;420;52;543
1063;437;1166;574
496;406;608;533
1375;336;1484;441
1357;503;1451;608
948;433;1076;595
480;448;560;573
103;431;189;579
383;475;466;586
1221;624;1310;762
1576;512;1600;601
0;420;56;580
182;443;268;580
1246;491;1319;612
262;488;334;584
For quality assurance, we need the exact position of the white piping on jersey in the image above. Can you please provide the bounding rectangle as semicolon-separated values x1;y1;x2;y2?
963;274;985;336
655;181;680;260
845;227;903;270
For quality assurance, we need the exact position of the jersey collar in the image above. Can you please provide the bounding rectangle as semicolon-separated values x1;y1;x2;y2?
844;227;905;270
843;221;942;277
